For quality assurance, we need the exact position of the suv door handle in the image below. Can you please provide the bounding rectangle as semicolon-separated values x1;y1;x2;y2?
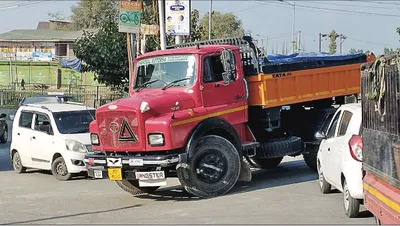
17;133;20;136
327;148;330;151
31;136;36;140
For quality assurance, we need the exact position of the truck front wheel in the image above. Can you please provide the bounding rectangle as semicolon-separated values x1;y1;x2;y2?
177;135;241;199
115;179;159;195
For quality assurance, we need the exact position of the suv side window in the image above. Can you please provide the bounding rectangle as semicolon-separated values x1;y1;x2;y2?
326;111;341;139
19;111;33;129
203;55;236;83
338;110;353;136
34;113;53;135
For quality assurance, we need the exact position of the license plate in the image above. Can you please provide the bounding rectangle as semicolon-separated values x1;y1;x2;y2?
108;168;122;181
129;158;143;166
94;170;103;179
135;171;165;181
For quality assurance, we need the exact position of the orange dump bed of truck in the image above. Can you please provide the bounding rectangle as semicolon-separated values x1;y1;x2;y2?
246;55;375;108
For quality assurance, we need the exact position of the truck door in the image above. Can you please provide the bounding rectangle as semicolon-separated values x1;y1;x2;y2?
201;52;247;124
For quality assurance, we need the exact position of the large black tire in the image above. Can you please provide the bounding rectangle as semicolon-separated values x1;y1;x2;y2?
303;144;319;172
250;157;284;169
177;135;241;199
258;136;303;159
51;156;73;181
0;125;8;144
12;151;26;174
343;180;360;218
115;179;159;195
317;160;331;194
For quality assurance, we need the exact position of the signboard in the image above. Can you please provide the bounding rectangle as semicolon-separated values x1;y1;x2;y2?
119;0;143;33
165;0;190;36
141;24;159;35
32;52;52;62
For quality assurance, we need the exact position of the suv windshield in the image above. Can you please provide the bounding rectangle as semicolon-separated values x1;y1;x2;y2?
52;110;95;134
134;54;196;89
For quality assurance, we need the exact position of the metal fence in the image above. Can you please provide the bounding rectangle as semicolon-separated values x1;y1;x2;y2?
0;83;127;108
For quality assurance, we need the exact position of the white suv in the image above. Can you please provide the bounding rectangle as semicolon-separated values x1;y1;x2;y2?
315;103;363;218
10;103;95;181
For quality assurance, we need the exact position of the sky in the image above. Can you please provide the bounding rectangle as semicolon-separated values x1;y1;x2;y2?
0;0;399;55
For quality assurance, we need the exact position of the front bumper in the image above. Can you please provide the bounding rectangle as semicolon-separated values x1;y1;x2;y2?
84;151;187;180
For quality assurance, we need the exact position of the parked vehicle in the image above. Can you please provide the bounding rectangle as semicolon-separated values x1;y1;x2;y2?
10;103;95;181
84;36;375;198
361;55;400;224
315;103;363;218
19;92;81;106
0;113;8;143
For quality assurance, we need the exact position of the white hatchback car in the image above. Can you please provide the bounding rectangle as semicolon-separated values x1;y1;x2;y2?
315;103;363;218
10;103;95;181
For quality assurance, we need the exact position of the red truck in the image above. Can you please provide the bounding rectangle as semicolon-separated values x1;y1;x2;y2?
361;55;400;224
84;36;374;198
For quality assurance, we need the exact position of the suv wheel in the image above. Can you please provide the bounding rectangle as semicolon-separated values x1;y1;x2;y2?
51;156;73;181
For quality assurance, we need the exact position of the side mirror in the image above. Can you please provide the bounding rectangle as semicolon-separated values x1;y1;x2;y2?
314;131;326;140
39;121;53;135
8;114;14;121
220;49;236;83
0;113;6;119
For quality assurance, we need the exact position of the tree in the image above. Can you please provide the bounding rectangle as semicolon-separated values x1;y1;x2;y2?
69;0;119;30
189;9;203;42
383;47;400;55
74;19;129;87
349;48;363;54
199;11;244;40
328;30;338;54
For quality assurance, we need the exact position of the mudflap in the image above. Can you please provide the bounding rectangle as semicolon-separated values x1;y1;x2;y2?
238;158;252;182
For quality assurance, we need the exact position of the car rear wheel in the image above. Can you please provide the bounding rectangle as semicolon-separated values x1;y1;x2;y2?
343;180;360;218
12;151;26;173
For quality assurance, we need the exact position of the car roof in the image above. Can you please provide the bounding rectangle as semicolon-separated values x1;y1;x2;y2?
338;103;361;113
20;103;95;113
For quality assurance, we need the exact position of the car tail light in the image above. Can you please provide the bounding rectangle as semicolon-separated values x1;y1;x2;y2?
349;134;363;162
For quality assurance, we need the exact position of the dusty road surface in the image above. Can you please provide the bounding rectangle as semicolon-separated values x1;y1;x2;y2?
0;119;374;224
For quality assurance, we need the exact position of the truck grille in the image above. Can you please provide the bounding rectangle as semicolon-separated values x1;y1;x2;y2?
96;110;143;152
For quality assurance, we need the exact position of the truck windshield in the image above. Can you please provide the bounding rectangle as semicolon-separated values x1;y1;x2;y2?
134;54;196;89
52;110;95;134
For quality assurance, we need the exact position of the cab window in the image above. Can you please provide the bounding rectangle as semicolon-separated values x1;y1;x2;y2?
203;54;236;83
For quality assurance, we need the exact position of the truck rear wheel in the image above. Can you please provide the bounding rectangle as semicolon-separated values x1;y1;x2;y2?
115;179;159;196
177;135;241;199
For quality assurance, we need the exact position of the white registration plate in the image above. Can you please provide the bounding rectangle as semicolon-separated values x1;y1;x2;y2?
129;158;144;166
94;170;103;178
135;171;165;181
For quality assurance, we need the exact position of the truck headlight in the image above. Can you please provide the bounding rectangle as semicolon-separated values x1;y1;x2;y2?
65;139;87;153
148;133;164;146
91;133;99;145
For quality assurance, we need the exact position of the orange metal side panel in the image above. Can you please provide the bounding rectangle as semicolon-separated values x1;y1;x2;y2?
246;63;363;108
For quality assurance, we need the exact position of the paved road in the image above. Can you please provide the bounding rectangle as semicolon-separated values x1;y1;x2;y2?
0;132;374;225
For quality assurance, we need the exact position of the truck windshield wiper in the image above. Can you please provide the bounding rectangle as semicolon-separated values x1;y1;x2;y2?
136;80;160;92
161;78;190;90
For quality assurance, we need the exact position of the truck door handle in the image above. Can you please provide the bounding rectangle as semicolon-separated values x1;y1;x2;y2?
214;83;221;87
234;95;243;100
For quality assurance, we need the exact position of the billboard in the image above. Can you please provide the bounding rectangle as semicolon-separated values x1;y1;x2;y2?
165;0;190;36
119;0;143;34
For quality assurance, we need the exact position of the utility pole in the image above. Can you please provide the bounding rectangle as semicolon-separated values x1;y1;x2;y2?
297;31;301;52
292;2;295;53
318;33;328;52
158;0;166;50
208;0;212;39
339;34;347;54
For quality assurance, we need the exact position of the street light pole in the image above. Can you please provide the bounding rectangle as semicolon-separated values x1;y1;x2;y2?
209;0;212;39
158;0;166;50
